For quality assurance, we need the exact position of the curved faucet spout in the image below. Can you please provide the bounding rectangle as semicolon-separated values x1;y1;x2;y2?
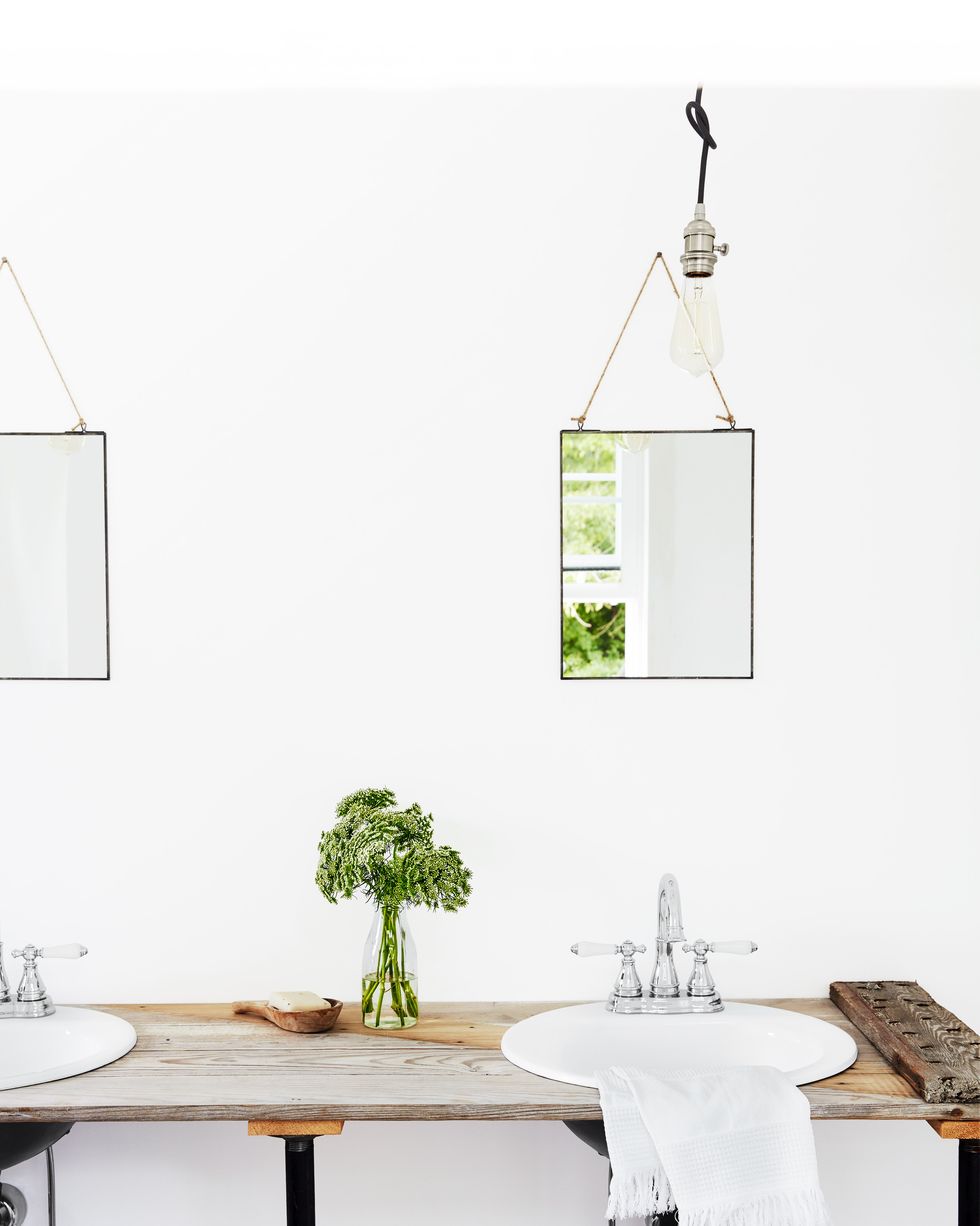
651;872;686;998
657;873;685;943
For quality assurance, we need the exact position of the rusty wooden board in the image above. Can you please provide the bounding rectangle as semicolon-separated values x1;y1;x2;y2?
830;981;980;1104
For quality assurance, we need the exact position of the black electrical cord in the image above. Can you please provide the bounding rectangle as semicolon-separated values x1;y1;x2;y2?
685;85;717;205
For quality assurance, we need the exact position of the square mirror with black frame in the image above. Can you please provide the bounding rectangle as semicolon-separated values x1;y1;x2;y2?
561;429;753;680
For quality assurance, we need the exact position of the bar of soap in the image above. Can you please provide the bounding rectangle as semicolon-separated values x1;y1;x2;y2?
268;990;329;1013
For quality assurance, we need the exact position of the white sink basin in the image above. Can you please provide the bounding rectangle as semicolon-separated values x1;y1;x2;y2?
0;1008;137;1091
501;1002;857;1088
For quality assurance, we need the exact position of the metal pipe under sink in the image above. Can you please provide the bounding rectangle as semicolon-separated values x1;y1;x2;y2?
563;1121;679;1226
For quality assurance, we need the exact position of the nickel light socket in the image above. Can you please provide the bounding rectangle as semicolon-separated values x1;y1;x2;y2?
680;204;729;278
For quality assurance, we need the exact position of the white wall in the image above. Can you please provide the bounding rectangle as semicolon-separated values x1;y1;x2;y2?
0;87;977;1223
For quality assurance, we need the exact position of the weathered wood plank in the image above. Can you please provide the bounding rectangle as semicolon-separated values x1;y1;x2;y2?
0;999;975;1125
830;982;980;1104
331;1013;509;1050
85;1001;541;1051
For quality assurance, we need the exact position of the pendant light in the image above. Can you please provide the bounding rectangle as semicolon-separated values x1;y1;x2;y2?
669;86;730;377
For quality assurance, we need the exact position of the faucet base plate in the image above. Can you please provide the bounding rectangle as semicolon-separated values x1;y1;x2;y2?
0;1001;55;1020
607;993;724;1015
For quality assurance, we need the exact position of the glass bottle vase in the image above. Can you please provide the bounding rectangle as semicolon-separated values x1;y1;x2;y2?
361;904;418;1029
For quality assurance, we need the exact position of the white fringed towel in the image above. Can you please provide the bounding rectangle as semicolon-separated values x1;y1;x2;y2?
597;1065;832;1226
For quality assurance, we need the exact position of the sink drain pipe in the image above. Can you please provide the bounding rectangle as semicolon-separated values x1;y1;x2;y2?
0;1145;58;1226
0;1183;26;1226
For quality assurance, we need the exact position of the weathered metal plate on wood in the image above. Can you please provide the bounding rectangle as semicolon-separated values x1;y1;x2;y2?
830;981;980;1104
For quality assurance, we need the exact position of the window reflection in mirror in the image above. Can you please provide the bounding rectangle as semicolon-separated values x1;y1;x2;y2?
561;432;625;678
0;433;109;680
561;430;753;680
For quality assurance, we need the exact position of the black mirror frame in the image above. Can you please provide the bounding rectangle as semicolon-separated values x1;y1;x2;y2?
560;427;754;681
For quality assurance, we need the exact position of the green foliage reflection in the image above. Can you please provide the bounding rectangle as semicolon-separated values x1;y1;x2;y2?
562;433;616;473
562;603;625;678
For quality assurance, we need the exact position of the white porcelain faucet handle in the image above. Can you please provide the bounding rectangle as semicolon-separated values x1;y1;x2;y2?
571;941;647;957
6;943;87;1015
38;943;88;959
12;943;89;960
682;940;757;956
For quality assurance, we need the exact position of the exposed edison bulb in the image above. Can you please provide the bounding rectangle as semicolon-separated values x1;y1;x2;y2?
669;277;723;377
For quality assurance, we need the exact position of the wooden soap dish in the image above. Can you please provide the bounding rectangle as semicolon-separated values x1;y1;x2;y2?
232;997;343;1033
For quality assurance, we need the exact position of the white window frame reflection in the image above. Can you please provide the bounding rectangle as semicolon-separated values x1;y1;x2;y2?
561;443;662;677
561;444;623;584
561;444;649;677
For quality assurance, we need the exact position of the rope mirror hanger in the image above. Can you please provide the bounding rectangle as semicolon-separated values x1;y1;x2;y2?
571;251;735;433
0;257;87;433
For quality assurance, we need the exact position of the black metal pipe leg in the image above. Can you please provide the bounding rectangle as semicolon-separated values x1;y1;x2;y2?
284;1137;316;1226
961;1141;980;1226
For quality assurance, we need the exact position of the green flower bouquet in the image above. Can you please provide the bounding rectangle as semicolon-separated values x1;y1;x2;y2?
315;788;472;1029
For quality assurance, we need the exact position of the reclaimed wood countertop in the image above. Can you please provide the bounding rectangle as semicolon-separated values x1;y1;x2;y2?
1;999;978;1125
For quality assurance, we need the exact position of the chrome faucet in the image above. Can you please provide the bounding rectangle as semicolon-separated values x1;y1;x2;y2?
651;872;686;999
572;872;757;1014
0;940;88;1019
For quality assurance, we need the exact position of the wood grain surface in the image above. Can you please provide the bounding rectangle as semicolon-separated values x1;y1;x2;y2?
0;999;977;1125
830;981;980;1104
331;1011;507;1050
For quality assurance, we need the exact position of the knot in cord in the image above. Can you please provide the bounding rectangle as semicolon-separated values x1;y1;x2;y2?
684;85;717;206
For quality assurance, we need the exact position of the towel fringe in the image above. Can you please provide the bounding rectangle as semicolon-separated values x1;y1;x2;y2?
608;1183;832;1225
606;1167;673;1220
677;1187;833;1226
